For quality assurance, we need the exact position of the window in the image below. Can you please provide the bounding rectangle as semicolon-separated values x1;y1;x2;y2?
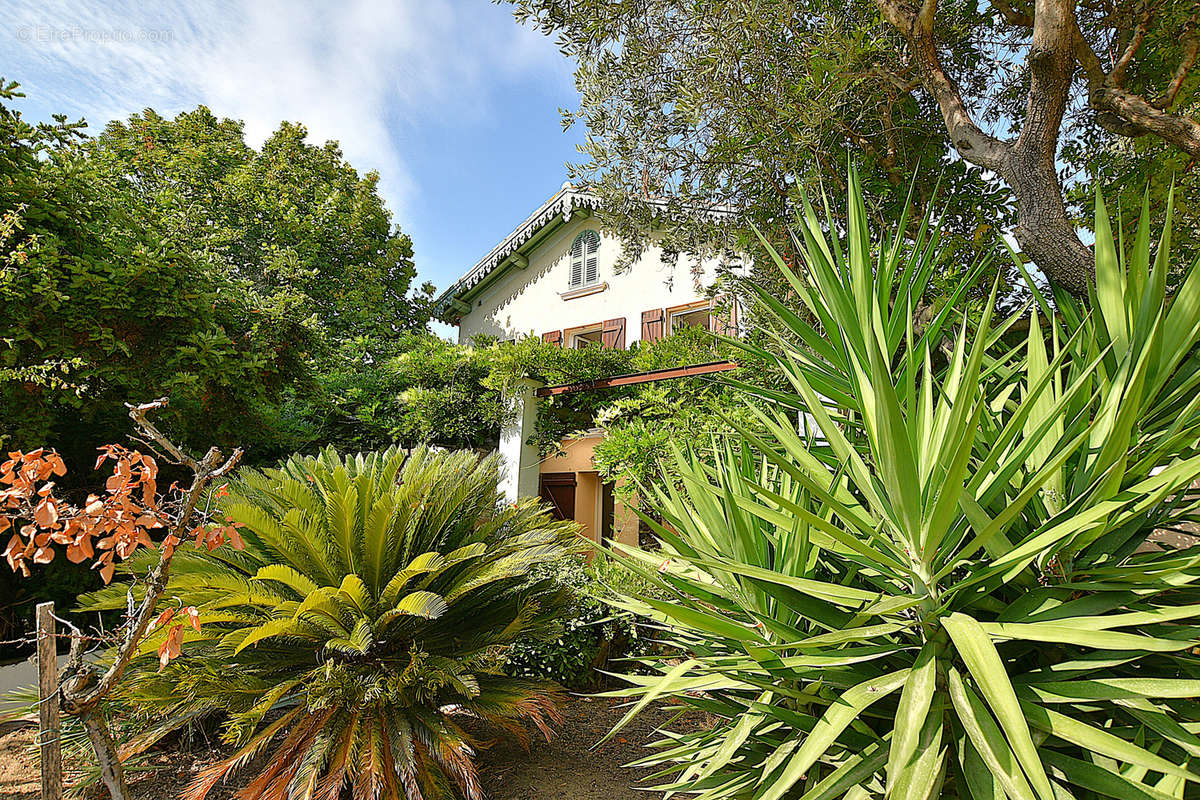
570;324;604;349
569;230;600;289
668;302;713;333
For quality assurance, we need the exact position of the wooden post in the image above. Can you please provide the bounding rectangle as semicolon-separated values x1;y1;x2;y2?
36;601;62;800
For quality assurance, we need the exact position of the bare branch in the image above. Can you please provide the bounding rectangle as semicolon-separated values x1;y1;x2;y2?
1111;7;1151;86
124;398;197;469
1154;33;1199;109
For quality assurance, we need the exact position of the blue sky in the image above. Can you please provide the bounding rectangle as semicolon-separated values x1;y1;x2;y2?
5;0;585;336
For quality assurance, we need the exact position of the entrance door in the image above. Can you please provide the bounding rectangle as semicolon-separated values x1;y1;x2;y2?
539;473;576;521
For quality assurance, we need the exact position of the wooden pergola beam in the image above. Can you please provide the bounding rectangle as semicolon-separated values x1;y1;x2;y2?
535;360;738;397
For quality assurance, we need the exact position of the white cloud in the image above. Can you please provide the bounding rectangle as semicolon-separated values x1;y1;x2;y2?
6;0;573;219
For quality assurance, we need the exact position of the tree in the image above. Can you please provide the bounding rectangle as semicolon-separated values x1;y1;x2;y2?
0;81;293;463
0;83;434;466
2;399;243;800
90;108;433;339
506;0;1199;296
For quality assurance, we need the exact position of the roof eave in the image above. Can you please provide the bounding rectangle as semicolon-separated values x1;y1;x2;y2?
433;187;600;318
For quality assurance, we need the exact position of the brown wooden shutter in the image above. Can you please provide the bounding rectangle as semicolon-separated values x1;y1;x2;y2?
601;317;626;350
542;330;562;347
641;308;665;343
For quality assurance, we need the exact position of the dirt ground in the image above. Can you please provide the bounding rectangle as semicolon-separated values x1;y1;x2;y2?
0;696;686;800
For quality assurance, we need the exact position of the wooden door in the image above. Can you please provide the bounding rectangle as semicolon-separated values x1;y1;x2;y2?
539;473;576;521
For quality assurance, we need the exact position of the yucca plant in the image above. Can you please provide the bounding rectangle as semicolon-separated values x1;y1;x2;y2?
601;173;1200;799
85;446;578;800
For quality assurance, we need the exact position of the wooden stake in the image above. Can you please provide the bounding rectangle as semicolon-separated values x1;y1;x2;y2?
36;602;62;800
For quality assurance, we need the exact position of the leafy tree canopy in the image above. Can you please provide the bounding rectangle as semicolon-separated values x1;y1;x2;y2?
0;82;433;466
506;0;1199;294
91;107;432;338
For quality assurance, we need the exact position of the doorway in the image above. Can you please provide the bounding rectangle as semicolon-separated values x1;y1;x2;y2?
539;472;576;521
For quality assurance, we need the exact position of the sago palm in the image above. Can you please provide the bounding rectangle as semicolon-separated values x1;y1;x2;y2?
601;174;1200;799
87;446;578;800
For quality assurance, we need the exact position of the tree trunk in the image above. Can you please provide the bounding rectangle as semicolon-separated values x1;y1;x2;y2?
1000;153;1093;296
872;0;1097;298
1003;0;1094;297
81;709;130;800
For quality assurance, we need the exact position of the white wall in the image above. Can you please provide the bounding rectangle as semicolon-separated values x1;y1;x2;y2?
457;217;726;344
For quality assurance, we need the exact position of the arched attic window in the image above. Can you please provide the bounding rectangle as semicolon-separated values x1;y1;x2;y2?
569;230;600;289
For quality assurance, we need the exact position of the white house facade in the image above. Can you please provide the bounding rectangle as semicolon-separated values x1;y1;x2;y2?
437;184;735;349
434;184;741;547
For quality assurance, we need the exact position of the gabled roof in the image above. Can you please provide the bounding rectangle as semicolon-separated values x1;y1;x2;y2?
433;184;601;319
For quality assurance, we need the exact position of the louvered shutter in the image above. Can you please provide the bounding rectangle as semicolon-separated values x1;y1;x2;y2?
584;231;599;285
601;317;626;350
641;308;665;343
542;330;562;347
569;235;584;288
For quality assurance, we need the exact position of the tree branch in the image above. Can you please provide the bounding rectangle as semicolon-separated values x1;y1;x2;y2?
1154;33;1199;109
1111;7;1151;86
989;0;1033;27
62;402;242;710
872;0;1011;170
1015;0;1076;158
1065;11;1200;157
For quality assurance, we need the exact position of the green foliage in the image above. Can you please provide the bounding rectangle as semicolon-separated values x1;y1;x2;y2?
599;172;1200;798
591;325;767;498
503;555;663;690
482;332;637;451
506;0;1198;296
85;447;579;800
90;107;433;339
505;0;1004;270
483;323;766;494
283;324;755;495
284;333;508;453
0;82;431;465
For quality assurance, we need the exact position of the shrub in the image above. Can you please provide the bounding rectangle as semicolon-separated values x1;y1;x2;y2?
600;175;1200;798
503;556;661;689
86;446;578;800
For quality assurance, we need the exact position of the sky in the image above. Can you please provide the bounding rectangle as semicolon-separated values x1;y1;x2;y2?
5;0;586;337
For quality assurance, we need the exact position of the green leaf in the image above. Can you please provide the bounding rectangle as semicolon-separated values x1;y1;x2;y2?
757;670;909;800
942;614;1054;800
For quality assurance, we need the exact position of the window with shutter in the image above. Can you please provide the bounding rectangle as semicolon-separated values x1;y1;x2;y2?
569;230;600;289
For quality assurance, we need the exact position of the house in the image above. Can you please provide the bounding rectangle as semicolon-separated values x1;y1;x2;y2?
433;183;740;546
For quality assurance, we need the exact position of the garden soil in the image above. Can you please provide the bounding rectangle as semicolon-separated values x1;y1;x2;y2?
0;695;699;799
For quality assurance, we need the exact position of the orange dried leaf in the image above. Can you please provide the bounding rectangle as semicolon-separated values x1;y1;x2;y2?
33;498;58;528
150;607;176;632
158;624;184;670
